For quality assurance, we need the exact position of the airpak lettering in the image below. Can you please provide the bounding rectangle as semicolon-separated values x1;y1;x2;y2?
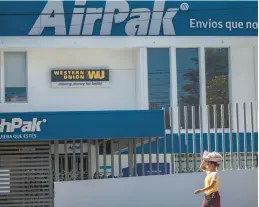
0;118;46;133
29;0;179;36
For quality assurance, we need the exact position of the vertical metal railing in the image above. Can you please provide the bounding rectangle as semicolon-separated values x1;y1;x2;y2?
177;106;182;172
149;138;152;176
243;103;247;169
199;106;203;159
192;106;197;171
228;103;233;170
236;103;241;170
251;102;255;168
207;105;211;152
141;139;145;176
221;104;226;171
170;107;175;174
184;106;189;172
87;140;92;179
95;140;99;179
52;103;258;182
49;141;54;207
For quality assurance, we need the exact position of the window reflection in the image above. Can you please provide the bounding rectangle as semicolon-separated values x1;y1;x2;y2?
205;48;229;128
4;52;27;103
147;48;170;129
5;87;27;103
176;48;200;129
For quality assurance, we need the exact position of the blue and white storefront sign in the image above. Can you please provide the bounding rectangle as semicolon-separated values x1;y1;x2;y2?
0;110;165;141
0;1;257;36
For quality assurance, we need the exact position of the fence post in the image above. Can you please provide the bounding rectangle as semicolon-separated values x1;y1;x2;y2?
54;140;59;182
213;105;218;152
49;141;54;207
87;140;92;179
95;139;100;179
192;106;196;172
149;138;152;176
170;107;175;174
184;106;189;172
251;102;255;169
207;105;211;152
228;104;233;170
141;139;145;176
221;104;226;171
199;106;203;159
103;140;107;178
177;106;182;172
111;139;115;178
243;103;247;169
236;103;240;170
128;139;134;177
163;107;167;175
80;139;84;180
133;138;137;177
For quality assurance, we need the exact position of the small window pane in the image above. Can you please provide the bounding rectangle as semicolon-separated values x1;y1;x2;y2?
4;52;27;103
205;48;229;128
176;48;200;129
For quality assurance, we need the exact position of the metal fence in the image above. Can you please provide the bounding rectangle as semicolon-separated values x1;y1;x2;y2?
52;102;258;182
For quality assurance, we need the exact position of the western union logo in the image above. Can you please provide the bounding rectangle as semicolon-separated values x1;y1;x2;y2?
51;69;109;82
87;71;105;79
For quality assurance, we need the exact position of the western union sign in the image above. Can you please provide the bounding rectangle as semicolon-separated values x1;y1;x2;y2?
51;69;110;88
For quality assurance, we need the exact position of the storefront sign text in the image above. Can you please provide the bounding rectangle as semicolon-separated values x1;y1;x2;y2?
0;1;257;36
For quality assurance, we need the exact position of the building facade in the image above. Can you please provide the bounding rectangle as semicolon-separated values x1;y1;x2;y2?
1;1;257;124
0;0;258;206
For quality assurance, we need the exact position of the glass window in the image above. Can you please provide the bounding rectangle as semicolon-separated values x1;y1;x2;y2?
4;52;27;103
147;48;170;128
205;48;229;128
176;48;200;129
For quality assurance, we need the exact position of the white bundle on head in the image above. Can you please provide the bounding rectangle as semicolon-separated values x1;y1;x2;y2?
203;150;223;162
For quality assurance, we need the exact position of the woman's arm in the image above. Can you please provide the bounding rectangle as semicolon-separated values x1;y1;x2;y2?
199;160;207;172
193;180;217;194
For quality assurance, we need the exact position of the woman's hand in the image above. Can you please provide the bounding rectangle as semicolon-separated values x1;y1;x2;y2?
193;189;203;194
199;160;207;172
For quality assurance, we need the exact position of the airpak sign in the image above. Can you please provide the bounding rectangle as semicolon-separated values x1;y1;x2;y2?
0;118;47;140
51;69;110;88
29;0;179;36
0;1;257;36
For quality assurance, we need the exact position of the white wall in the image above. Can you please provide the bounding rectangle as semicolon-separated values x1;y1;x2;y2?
230;47;258;132
231;47;256;104
0;37;257;118
54;169;258;207
0;37;256;49
1;48;138;112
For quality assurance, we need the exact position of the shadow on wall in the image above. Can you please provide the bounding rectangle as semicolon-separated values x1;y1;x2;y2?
54;169;258;207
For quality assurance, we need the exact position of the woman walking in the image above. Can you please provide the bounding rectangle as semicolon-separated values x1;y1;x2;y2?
194;160;221;207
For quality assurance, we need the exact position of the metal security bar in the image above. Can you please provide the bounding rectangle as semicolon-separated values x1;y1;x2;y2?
0;141;53;207
52;103;258;181
51;140;90;181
